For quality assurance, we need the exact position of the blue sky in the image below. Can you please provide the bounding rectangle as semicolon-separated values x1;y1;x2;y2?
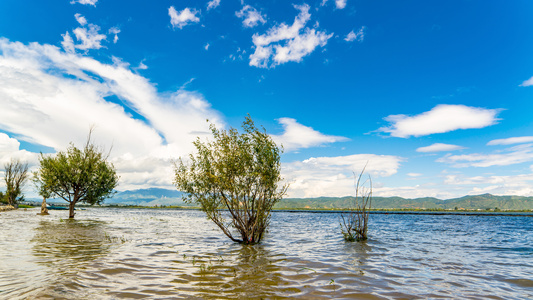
1;0;533;199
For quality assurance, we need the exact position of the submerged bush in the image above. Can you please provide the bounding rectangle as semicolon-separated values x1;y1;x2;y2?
33;129;119;219
174;116;288;244
340;169;372;241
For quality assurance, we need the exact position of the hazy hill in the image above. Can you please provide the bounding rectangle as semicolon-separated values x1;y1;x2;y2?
105;188;189;206
276;194;533;210
101;188;533;210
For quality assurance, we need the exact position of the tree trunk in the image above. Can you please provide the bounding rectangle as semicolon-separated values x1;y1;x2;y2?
38;197;49;215
69;201;76;218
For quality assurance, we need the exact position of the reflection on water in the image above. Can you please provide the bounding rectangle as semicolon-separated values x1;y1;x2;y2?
30;219;112;299
33;219;111;263
0;208;532;299
172;244;289;299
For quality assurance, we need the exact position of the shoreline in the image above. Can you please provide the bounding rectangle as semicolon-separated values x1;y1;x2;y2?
12;205;533;216
0;205;16;212
93;205;533;216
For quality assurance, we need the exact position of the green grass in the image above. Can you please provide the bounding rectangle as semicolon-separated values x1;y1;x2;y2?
18;205;34;208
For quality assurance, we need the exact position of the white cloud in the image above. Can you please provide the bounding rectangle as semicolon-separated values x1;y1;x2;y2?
345;26;365;42
74;13;87;26
416;143;465;153
283;154;403;197
137;60;148;70
444;173;533;197
169;7;200;29
372;185;451;199
335;0;347;9
0;133;38;167
407;173;422;177
271;118;348;152
378;104;501;138
249;4;332;68
487;136;533;146
249;46;271;67
520;76;533;87
207;0;221;11
0;38;223;193
61;32;75;53
70;0;98;6
204;43;210;50
72;25;107;51
437;144;533;167
109;27;121;44
62;14;108;52
236;5;266;28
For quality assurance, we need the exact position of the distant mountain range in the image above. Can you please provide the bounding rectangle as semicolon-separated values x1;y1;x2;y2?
276;194;533;210
102;188;533;210
105;188;189;206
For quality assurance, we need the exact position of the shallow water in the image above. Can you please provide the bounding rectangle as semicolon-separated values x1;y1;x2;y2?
1;208;532;299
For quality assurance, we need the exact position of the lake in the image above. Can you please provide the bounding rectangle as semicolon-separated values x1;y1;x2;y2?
1;207;532;299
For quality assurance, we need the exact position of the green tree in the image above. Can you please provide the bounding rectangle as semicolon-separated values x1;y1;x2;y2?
174;116;287;244
3;159;29;206
0;190;6;204
33;132;119;218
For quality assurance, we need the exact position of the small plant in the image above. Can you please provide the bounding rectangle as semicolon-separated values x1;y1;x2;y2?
340;168;372;242
329;279;337;292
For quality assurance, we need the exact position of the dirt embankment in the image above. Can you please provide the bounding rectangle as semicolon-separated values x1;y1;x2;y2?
0;205;16;212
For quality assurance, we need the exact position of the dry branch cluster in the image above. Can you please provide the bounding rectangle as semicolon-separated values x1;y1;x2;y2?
341;169;372;241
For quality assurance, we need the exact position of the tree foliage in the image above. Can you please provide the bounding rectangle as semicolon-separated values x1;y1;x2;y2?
33;131;119;218
341;168;372;242
0;190;7;204
174;116;287;244
3;159;29;206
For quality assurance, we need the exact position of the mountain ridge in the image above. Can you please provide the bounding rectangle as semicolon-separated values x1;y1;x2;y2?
101;188;533;210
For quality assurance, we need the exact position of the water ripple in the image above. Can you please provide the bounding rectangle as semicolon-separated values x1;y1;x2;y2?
1;208;532;299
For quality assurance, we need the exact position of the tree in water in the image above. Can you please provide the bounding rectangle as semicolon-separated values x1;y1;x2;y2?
3;159;29;207
340;168;372;241
33;130;119;218
175;116;288;244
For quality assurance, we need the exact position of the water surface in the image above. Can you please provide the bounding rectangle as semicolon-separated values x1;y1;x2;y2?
1;208;532;299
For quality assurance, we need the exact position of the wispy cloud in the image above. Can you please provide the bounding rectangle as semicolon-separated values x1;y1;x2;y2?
74;13;87;26
416;143;465;153
62;14;108;52
283;154;403;197
345;26;365;42
444;173;533;196
0;38;223;191
407;173;422;177
206;0;221;11
169;7;200;29
236;5;266;28
437;144;533;167
487;136;533;146
108;27;121;44
249;4;332;68
519;76;533;87
271;118;348;152
378;104;501;138
70;0;98;6
335;0;347;9
371;185;451;199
